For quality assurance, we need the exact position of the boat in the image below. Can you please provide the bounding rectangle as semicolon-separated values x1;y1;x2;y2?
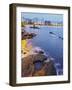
30;24;40;29
49;32;63;40
49;32;56;35
58;36;63;40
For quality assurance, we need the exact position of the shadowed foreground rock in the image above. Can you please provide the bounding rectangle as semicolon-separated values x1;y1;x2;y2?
21;54;56;77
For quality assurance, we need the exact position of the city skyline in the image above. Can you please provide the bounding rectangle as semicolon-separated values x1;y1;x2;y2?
21;12;63;23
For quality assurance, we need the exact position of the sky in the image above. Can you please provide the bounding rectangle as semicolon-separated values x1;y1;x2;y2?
21;12;63;22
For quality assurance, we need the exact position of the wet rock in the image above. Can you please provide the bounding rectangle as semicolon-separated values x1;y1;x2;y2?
21;57;34;77
21;54;56;77
31;54;48;62
44;60;57;75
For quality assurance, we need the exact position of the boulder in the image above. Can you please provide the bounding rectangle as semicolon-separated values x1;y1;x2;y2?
21;54;56;77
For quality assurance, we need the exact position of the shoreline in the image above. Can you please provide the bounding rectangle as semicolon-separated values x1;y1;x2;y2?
22;24;63;28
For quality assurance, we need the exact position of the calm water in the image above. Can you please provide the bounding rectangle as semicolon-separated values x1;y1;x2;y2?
23;25;63;75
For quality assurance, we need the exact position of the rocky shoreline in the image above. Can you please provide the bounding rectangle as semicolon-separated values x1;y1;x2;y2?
21;29;57;77
21;47;56;77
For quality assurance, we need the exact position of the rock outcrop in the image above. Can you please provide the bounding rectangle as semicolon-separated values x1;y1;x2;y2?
21;53;56;77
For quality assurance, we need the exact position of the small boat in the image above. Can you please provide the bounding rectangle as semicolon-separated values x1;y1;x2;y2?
49;32;63;40
30;24;40;29
49;32;56;35
58;36;63;40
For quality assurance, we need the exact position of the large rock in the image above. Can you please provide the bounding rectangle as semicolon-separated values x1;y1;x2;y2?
21;54;56;77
